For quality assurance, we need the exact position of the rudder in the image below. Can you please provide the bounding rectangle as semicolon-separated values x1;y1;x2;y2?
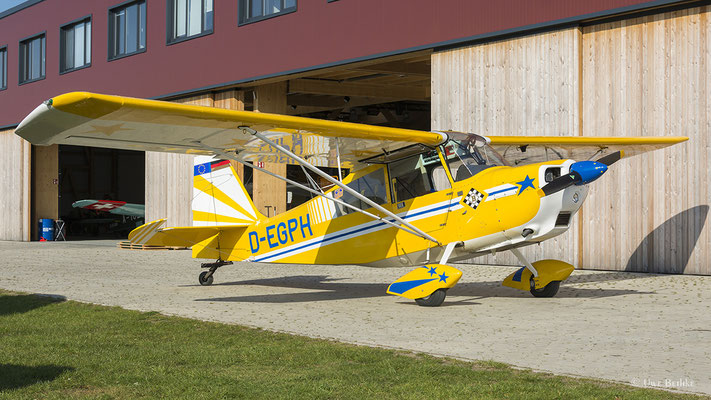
192;156;263;226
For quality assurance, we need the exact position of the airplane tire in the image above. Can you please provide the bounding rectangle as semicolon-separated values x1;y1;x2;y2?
415;289;447;307
199;271;214;286
530;280;560;298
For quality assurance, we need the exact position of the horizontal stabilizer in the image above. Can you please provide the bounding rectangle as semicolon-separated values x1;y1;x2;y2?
128;219;251;248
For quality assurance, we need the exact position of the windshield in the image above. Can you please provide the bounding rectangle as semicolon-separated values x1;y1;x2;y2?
441;137;506;181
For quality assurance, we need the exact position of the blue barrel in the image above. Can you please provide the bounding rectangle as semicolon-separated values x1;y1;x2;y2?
38;219;54;241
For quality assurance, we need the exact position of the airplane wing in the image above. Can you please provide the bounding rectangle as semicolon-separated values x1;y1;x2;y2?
72;199;145;217
15;92;687;169
481;135;688;166
15;92;447;169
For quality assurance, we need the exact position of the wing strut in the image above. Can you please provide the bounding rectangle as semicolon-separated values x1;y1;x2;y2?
240;127;441;245
192;142;440;245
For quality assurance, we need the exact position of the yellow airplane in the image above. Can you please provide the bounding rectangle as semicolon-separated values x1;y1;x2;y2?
15;92;687;306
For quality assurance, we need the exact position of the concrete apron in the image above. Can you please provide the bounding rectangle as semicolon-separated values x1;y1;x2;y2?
1;240;709;395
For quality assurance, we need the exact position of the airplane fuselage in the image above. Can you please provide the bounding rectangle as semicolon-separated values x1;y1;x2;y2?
196;158;587;267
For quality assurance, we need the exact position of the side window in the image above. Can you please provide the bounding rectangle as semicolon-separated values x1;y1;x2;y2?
388;149;448;203
239;0;297;25
0;47;6;90
168;0;213;43
60;17;92;73
334;168;386;216
19;33;45;84
108;0;147;60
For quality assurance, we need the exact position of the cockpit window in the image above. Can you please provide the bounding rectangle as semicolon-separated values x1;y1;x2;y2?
441;139;504;182
335;168;387;216
388;148;449;203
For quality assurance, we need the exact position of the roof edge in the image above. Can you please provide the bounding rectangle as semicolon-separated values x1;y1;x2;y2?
0;0;44;21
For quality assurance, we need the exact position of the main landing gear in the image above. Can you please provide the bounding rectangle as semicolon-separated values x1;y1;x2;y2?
387;242;465;307
198;260;232;286
502;248;574;297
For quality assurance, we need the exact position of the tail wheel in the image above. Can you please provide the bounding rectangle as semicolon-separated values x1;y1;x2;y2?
415;289;447;307
199;271;214;286
530;279;560;298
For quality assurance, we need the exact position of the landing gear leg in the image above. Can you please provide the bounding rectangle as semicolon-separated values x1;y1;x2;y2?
503;249;571;298
198;260;233;286
510;248;538;279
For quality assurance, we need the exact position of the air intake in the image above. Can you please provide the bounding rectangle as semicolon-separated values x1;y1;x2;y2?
555;212;571;227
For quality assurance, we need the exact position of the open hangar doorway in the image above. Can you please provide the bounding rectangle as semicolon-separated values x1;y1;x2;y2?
56;145;145;240
281;51;432;210
285;51;432;131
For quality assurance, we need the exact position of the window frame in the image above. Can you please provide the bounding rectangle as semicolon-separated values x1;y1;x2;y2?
18;31;46;86
0;46;7;91
166;0;214;45
334;166;388;216
59;15;93;75
107;0;147;62
238;0;297;26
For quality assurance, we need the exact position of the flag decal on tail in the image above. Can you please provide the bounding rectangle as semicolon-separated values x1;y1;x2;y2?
194;160;231;176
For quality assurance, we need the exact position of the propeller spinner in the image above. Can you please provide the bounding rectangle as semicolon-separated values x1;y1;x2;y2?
541;151;622;196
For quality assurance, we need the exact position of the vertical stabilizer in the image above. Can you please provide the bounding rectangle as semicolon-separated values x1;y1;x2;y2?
192;156;263;226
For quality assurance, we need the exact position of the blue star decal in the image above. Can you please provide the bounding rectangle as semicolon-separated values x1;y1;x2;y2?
438;271;449;283
427;266;438;276
516;175;536;195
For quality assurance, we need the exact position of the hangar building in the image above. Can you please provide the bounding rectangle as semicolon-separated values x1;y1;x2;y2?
0;0;709;274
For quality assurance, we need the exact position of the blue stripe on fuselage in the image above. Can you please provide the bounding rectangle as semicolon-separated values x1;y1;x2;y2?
254;201;454;262
487;186;516;196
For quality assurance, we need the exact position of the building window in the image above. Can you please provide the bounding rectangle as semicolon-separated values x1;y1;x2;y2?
239;0;296;25
108;0;146;60
168;0;213;43
60;17;92;73
0;47;6;90
19;33;45;84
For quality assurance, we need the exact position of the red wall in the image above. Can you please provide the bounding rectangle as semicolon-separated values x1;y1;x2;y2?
0;0;676;127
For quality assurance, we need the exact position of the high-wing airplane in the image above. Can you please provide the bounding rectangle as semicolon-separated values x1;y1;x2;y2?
15;92;687;306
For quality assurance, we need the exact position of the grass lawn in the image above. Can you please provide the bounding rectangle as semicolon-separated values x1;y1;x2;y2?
0;289;704;399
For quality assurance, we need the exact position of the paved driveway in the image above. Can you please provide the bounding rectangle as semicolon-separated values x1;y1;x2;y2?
1;240;709;395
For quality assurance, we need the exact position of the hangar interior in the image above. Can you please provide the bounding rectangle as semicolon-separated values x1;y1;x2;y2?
30;144;145;240
57;146;145;239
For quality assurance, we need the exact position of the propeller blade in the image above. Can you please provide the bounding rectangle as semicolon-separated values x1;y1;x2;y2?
541;173;581;196
596;150;623;166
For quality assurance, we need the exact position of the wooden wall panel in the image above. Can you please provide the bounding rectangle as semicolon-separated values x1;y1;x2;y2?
144;94;213;227
33;145;58;221
253;83;287;217
581;6;711;274
432;27;582;266
0;130;31;241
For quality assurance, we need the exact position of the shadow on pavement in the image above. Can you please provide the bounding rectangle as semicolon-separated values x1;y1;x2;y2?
0;364;73;391
565;271;656;285
0;294;66;317
194;274;651;304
